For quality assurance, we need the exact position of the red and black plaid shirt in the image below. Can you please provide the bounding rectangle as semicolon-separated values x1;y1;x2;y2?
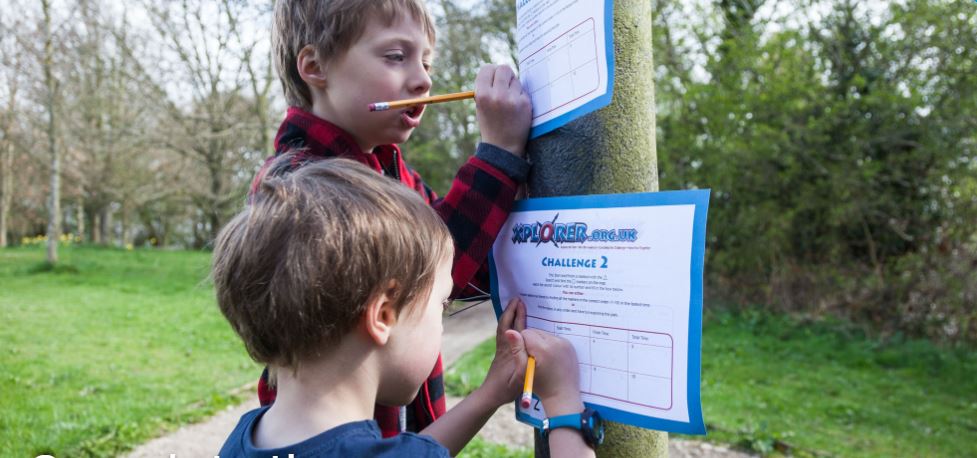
251;107;525;437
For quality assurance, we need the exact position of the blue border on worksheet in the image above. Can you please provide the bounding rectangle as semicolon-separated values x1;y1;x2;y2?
528;0;616;139
488;189;709;435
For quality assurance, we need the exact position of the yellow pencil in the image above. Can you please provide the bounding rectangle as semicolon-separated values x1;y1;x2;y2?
520;355;536;409
368;90;475;112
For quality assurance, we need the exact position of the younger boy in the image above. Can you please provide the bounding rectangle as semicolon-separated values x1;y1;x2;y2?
214;158;593;457
253;0;534;434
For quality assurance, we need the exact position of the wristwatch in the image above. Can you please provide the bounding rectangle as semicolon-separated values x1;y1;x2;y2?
541;407;605;448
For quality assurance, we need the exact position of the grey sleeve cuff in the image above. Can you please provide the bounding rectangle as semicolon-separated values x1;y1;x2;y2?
475;142;531;183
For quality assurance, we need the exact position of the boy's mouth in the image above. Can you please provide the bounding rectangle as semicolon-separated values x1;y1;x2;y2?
400;105;424;129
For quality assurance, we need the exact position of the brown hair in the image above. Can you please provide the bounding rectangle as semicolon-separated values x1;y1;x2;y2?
212;156;453;368
273;0;437;110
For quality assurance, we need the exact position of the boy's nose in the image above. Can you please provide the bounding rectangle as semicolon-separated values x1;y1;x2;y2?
410;65;432;95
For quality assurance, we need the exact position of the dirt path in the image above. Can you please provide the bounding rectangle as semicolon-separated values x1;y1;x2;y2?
125;303;751;457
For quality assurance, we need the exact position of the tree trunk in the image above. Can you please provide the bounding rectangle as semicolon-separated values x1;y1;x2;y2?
193;212;208;250
43;0;61;264
119;205;129;248
92;212;101;244
0;68;15;249
76;197;85;243
527;1;666;456
208;156;224;243
0;139;11;248
160;219;170;248
98;207;112;245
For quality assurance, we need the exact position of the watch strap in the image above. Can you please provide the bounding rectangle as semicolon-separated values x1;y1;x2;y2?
541;408;603;448
543;412;583;432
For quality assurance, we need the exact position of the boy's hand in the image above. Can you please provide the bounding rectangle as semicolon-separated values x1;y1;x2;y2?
474;64;532;157
478;298;528;407
521;329;584;417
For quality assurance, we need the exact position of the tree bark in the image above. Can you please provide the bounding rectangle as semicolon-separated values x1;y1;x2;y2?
208;155;224;242
43;0;61;264
98;207;112;245
92;212;101;245
76;197;85;243
527;1;666;456
0;139;11;248
119;204;129;248
0;65;15;249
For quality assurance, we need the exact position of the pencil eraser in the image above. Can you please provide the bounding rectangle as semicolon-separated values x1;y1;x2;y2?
520;394;532;409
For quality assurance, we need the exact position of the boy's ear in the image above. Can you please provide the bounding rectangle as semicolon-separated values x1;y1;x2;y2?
297;45;328;90
361;286;400;346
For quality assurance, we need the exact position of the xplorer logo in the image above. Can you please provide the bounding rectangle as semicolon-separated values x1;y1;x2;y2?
510;213;638;247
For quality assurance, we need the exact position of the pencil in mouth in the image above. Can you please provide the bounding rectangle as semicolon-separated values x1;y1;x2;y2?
369;90;475;112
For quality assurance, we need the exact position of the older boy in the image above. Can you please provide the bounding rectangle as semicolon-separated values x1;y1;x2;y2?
252;0;534;436
215;158;593;457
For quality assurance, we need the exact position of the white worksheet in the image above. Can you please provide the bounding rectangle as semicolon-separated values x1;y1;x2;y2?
516;0;614;138
490;191;708;434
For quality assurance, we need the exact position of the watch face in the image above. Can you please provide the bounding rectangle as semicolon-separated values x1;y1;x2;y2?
584;408;605;446
592;419;605;445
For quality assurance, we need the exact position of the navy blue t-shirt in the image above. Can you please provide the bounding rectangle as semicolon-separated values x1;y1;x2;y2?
218;406;450;458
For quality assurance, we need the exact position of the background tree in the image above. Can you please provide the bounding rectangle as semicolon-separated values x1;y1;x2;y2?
0;92;12;248
141;0;270;246
234;1;277;156
0;21;21;248
655;0;977;341
41;0;63;263
66;0;135;245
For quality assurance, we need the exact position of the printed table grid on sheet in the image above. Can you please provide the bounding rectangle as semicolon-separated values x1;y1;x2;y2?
527;315;674;410
519;18;601;119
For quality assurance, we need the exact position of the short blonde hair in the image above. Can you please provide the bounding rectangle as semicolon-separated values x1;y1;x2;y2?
212;155;453;369
273;0;437;110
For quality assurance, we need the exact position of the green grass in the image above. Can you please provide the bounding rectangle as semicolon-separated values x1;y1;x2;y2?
445;309;977;457
0;245;258;457
458;437;532;458
445;338;497;398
